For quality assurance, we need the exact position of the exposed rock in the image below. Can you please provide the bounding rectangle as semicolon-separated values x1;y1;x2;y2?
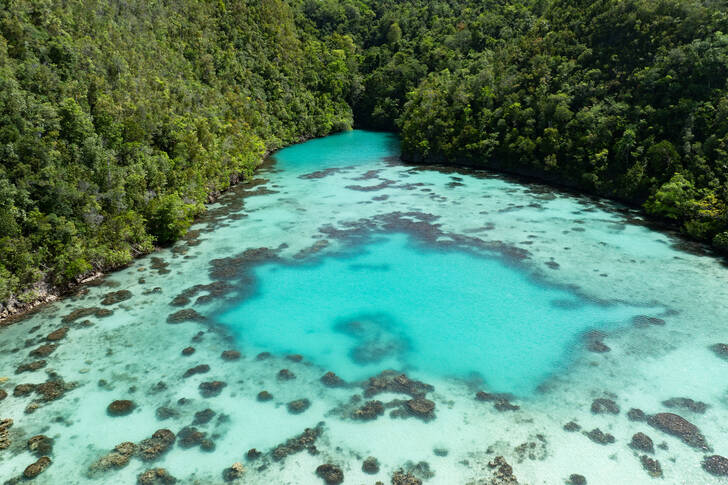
101;290;132;305
178;427;206;449
365;371;433;398
199;381;227;398
278;369;296;380
640;455;662;478
15;359;47;374
321;371;345;387
287;398;311;414
584;428;615;445
391;469;422;485
568;474;587;485
223;462;245;481
35;380;66;401
257;390;273;402
24;456;51;479
271;424;324;462
627;408;646;421
630;432;654;453
221;350;241;361
46;327;69;341
405;398;436;420
362;456;380;474
137;468;177;485
352;400;384;420
183;364;210;378
167;309;205;324
28;435;54;456
138;429;176;461
487;456;519;484
107;399;136;416
193;408;216;425
0;418;13;450
315;463;344;484
89;442;137;474
181;347;195;356
563;421;581;432
30;344;57;358
703;455;728;476
662;397;708;414
647;412;710;450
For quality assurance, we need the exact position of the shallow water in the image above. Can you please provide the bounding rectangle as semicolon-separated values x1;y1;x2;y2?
2;130;728;484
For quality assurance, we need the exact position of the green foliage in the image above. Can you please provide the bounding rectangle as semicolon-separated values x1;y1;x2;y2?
0;0;356;299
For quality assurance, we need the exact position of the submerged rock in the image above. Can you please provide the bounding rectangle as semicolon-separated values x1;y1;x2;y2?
221;350;241;361
362;456;380;474
591;398;619;415
167;309;205;324
13;383;35;397
287;354;303;362
627;408;646;422
138;429;176;461
257;390;273;402
183;364;210;378
101;290;132;305
199;381;227;397
246;448;261;460
193;408;216;425
630;432;654;453
15;359;47;374
703;455;728;476
278;369;296;380
391;469;423;485
584;428;615;445
35;380;67;402
315;463;344;484
709;343;728;360
287;398;311;414
24;456;51;479
321;371;345;387
647;412;710;450
107;400;136;416
27;435;54;457
563;421;581;432
155;407;178;421
352;400;384;420
137;468;177;485
30;344;57;358
662;397;708;414
181;347;195;356
178;427;206;448
640;455;662;478
271;424;324;462
632;315;666;327
364;371;433;398
0;389;6;401
46;327;69;341
568;474;587;485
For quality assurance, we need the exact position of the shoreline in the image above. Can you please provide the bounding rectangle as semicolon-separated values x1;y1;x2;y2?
1;132;721;324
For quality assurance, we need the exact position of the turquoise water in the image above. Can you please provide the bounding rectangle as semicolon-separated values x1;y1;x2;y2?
2;130;728;484
220;233;649;394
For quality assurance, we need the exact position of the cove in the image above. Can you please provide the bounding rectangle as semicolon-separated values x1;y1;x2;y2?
218;232;652;395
